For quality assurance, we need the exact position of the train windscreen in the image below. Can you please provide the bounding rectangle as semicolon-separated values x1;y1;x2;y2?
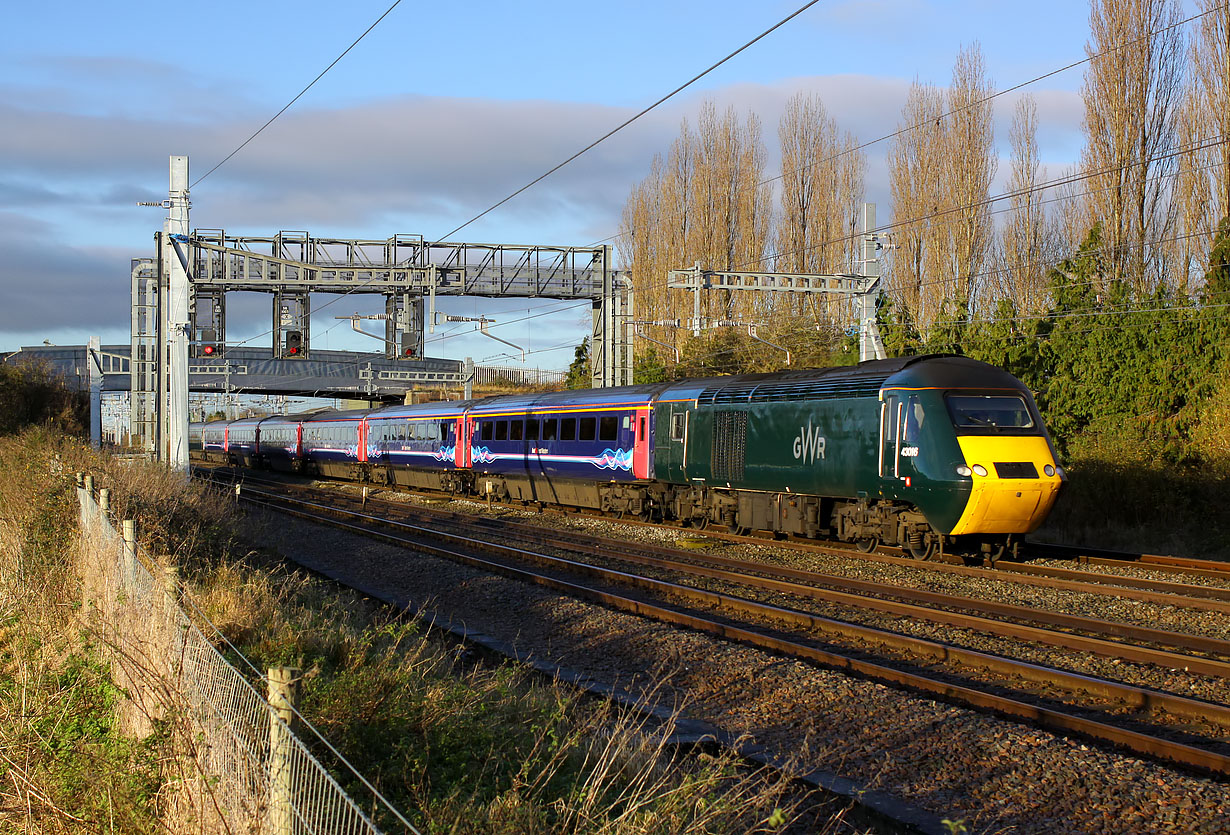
945;394;1036;432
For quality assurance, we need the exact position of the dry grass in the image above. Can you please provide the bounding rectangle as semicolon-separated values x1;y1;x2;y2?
0;430;858;833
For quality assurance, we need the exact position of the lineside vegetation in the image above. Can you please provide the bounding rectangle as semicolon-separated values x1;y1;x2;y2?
0;394;846;832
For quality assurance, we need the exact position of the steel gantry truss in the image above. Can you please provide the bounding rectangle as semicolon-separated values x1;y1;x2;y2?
131;156;634;468
666;203;888;362
184;231;632;383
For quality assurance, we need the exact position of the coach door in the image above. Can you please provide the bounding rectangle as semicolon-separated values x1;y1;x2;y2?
454;415;472;468
632;407;651;479
879;394;903;481
879;393;922;488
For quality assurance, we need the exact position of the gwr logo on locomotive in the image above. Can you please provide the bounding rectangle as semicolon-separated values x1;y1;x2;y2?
792;422;826;463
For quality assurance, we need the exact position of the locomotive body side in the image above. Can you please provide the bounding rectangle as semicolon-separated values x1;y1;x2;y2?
651;355;1063;555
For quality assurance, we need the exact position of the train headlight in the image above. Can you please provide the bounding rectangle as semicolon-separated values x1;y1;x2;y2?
1043;464;1056;477
972;464;988;477
956;465;972;477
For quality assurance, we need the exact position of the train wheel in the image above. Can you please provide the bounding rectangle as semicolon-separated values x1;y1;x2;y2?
855;537;879;553
907;539;935;560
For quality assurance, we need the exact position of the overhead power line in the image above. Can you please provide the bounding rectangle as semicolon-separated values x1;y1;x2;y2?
222;0;825;352
756;2;1228;193
190;0;406;189
434;0;825;242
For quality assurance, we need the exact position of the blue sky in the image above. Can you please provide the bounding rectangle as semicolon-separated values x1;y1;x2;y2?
1;0;1115;367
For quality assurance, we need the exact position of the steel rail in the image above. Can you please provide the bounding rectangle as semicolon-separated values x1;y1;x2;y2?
235;488;1230;775
1029;542;1230;580
216;474;1230;668
276;483;1230;666
193;464;1230;608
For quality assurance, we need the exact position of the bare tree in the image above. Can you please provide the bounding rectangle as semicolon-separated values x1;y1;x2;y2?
1080;0;1186;291
1172;79;1213;293
939;44;997;313
1193;0;1230;225
887;80;945;328
774;92;866;324
997;94;1055;312
618;103;769;353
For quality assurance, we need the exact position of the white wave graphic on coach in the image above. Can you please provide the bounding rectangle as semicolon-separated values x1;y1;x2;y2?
471;446;498;464
433;445;456;463
591;448;632;470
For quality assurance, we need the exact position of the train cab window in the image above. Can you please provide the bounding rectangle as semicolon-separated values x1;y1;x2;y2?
525;419;540;441
510;420;524;441
599;416;618;441
560;417;576;441
495;420;508;441
670;413;686;441
542;419;558;441
481;421;494;441
946;395;1034;432
579;417;596;441
904;396;925;444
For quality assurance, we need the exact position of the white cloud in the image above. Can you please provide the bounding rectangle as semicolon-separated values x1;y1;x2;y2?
0;72;1086;353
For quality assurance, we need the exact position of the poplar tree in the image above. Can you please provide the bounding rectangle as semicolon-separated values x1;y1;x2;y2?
1080;0;1185;291
774;92;866;324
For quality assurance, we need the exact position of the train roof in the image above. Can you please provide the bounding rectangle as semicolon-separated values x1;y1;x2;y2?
256;414;303;427
366;400;474;420
466;383;676;414
298;408;373;423
654;355;1025;405
881;355;1029;391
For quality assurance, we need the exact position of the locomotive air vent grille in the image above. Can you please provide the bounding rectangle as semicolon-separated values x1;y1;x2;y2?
993;462;1038;479
698;374;891;405
711;411;747;481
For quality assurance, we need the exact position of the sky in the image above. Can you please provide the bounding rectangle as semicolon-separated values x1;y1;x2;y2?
1;0;1122;369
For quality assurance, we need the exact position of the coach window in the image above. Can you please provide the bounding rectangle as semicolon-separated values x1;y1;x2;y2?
579;417;596;441
526;418;540;441
599;416;618;442
510;420;524;441
495;420;508;441
560;417;577;441
542;419;558;441
441;422;452;441
481;421;494;441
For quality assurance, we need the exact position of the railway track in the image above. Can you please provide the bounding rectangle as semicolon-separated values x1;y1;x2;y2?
198;467;1230;776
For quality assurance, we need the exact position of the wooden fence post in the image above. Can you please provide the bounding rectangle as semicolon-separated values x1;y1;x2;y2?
99;488;110;514
269;667;302;835
122;520;138;586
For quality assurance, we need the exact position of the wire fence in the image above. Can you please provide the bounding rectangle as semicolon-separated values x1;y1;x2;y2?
472;364;567;388
76;482;407;835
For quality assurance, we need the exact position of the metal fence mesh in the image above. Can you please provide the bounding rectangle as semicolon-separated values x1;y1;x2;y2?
78;487;405;835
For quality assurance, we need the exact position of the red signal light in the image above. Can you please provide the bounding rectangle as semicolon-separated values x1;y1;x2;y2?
202;344;215;356
403;348;415;357
287;346;299;355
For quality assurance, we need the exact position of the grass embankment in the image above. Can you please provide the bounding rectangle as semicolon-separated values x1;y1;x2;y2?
0;430;838;834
